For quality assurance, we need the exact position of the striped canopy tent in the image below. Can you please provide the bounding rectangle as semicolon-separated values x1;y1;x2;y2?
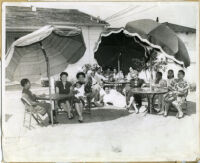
6;25;86;82
94;19;190;75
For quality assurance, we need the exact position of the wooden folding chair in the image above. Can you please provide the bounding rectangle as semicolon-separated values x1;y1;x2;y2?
21;97;45;129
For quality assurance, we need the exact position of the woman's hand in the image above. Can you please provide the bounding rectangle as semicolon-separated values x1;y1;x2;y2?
73;90;79;94
32;101;38;106
41;93;46;97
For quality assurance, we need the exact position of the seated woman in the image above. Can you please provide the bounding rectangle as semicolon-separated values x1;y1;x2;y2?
126;70;145;113
126;67;135;81
76;72;98;112
73;81;85;122
113;68;118;81
20;78;57;124
112;68;124;81
103;67;112;80
87;69;101;92
95;67;107;83
163;70;189;118
167;69;175;87
152;72;167;112
158;69;175;115
55;72;74;119
116;70;124;81
100;85;126;108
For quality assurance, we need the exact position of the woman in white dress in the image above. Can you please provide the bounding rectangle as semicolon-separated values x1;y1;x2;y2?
101;85;126;108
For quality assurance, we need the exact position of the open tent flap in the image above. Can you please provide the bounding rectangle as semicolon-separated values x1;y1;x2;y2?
94;30;147;74
94;27;187;73
6;25;86;82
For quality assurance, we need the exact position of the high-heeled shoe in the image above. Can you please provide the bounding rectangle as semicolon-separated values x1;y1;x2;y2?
163;111;168;117
78;119;83;123
68;112;74;120
177;112;184;119
78;116;83;123
133;104;139;114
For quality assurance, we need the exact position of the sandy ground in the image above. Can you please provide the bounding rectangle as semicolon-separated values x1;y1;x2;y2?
2;86;199;162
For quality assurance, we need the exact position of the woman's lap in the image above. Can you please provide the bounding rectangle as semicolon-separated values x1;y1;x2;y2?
34;102;49;115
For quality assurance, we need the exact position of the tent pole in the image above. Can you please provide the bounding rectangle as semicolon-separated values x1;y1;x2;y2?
118;53;120;72
118;52;121;73
150;56;152;91
39;41;54;126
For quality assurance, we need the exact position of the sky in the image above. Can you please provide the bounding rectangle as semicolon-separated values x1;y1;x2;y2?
4;2;198;28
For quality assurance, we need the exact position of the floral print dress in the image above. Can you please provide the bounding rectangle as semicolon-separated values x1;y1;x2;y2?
165;78;189;107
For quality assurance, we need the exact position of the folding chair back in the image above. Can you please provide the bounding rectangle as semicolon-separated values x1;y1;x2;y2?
21;97;44;129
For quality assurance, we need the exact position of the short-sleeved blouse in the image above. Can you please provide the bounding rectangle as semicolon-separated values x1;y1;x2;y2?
55;81;72;95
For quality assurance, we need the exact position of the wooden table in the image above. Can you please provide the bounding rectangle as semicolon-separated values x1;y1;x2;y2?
131;87;168;113
37;93;72;101
103;80;130;85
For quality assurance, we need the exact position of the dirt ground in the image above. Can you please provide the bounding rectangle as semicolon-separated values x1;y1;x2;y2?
2;86;199;162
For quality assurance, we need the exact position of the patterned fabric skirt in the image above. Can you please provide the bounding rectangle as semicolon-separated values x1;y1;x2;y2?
164;92;186;107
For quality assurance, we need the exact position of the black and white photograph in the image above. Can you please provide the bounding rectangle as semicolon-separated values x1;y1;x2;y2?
2;2;200;162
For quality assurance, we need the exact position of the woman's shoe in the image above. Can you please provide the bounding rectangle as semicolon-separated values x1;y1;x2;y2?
78;116;83;123
157;110;164;115
154;107;161;113
177;112;184;119
68;113;74;120
78;119;83;123
163;111;168;117
176;112;179;118
133;104;139;114
107;102;113;105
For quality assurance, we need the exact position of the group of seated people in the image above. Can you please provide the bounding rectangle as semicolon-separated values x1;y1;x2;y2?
21;63;189;125
125;69;189;119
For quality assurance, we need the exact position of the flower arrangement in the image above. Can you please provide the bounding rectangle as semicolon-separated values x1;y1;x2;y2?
145;48;167;72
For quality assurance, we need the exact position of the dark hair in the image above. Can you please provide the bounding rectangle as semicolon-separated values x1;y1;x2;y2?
75;81;82;86
178;70;185;76
113;68;117;72
91;68;96;72
156;71;162;77
76;72;86;79
167;69;174;79
60;72;68;79
20;78;30;87
103;85;110;90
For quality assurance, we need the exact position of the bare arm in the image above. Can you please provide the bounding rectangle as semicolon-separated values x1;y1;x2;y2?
56;87;59;94
22;93;38;106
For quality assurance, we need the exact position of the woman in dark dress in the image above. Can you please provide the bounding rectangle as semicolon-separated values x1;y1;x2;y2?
55;72;73;119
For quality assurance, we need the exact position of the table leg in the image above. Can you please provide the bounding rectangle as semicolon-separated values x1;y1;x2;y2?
147;94;156;114
148;95;153;114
